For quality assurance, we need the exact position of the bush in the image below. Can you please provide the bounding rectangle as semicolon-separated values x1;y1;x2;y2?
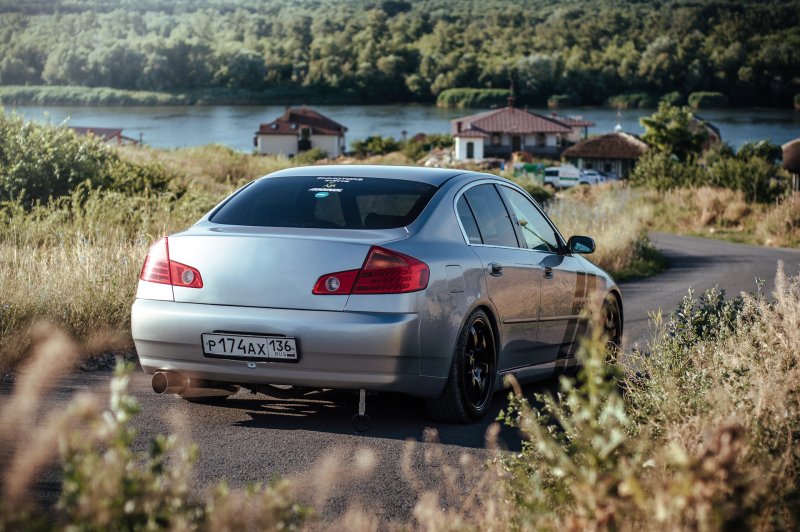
607;92;657;108
706;155;785;203
0;351;310;529
737;139;782;163
660;91;684;106
499;268;800;529
629;151;702;190
351;135;401;157
0;112;173;206
401;133;454;161
293;147;328;164
794;93;800;109
547;94;578;108
436;88;510;108
688;91;729;109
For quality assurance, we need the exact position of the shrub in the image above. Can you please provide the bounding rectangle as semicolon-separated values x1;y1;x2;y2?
499;267;800;529
607;92;657;108
660;91;684;106
794;93;800;109
351;135;401;157
401;133;453;161
293;147;328;164
436;88;510;108
0;344;309;529
547;94;578;108
0;112;173;206
629;151;701;190
737;139;782;163
688;91;729;109
706;155;784;203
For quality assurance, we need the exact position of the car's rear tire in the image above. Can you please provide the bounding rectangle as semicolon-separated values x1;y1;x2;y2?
426;309;497;423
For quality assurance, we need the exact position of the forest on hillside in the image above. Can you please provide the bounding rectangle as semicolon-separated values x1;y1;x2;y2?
0;0;798;106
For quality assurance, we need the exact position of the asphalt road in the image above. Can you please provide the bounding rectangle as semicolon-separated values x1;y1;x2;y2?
9;232;800;523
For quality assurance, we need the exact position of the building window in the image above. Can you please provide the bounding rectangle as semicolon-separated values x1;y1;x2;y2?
537;133;546;146
466;141;474;159
491;133;501;146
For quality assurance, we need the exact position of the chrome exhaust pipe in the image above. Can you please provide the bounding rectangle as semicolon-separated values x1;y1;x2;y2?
152;371;238;398
152;371;188;394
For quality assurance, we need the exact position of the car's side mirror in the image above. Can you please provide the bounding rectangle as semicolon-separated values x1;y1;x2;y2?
567;235;595;254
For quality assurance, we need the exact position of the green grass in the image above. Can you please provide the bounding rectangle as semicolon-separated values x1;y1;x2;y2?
0;85;365;107
436;88;511;108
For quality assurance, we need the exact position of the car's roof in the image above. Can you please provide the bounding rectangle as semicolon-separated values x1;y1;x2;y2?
264;164;471;187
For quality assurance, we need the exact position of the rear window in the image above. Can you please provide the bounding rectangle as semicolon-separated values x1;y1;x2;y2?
210;176;437;229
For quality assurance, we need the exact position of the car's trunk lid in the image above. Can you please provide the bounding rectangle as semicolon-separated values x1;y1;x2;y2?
167;225;407;311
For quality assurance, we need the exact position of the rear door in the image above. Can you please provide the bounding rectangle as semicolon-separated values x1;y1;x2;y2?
498;186;588;363
457;184;542;371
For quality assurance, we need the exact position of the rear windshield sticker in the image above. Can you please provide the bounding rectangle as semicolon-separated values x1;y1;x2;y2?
308;176;362;194
314;191;330;198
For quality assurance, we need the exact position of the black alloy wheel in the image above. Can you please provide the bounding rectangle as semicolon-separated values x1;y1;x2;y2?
461;315;495;413
426;309;497;423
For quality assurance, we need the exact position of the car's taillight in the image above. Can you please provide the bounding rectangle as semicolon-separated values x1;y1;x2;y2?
312;246;429;295
140;237;203;289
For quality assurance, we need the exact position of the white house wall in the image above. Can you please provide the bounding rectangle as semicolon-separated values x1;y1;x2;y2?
257;135;297;156
311;135;341;158
454;137;484;160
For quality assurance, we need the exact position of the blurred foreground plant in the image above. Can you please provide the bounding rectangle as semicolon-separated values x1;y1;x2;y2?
0;325;309;531
497;266;800;530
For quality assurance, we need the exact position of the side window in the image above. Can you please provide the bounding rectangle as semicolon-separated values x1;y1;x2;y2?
502;187;560;252
456;195;482;244
463;185;519;248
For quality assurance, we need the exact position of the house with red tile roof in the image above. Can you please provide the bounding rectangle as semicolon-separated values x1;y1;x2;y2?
450;103;594;161
254;107;347;158
562;131;649;179
70;126;139;145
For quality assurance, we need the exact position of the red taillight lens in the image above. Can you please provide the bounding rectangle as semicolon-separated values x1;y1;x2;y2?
312;246;429;295
140;237;171;284
139;237;203;289
354;247;429;294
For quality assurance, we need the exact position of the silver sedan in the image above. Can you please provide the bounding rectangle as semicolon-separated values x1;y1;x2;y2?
131;165;622;427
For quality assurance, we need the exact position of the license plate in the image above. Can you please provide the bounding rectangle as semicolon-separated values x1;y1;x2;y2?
201;333;299;362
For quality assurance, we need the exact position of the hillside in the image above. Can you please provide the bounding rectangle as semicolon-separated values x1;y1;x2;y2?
0;0;798;106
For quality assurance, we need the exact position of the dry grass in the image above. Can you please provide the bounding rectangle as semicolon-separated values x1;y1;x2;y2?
547;183;664;279
756;194;800;247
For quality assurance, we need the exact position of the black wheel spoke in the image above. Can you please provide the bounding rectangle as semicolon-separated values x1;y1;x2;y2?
460;316;495;412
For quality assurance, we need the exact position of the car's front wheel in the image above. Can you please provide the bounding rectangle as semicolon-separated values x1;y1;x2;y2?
426;309;497;423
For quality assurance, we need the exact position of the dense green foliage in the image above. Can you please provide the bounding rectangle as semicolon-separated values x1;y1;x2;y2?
0;0;798;106
436;88;510;108
631;151;785;203
0;112;173;206
688;91;729;108
607;92;656;109
634;104;787;201
640;103;709;162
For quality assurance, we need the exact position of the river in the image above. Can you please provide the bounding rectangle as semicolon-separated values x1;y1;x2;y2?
8;104;800;152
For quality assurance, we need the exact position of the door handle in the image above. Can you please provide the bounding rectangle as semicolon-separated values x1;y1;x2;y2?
488;263;503;276
543;267;554;279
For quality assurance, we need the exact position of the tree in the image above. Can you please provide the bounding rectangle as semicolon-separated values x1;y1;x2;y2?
640;102;708;162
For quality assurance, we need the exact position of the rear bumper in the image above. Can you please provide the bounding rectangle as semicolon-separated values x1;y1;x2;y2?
131;299;446;397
